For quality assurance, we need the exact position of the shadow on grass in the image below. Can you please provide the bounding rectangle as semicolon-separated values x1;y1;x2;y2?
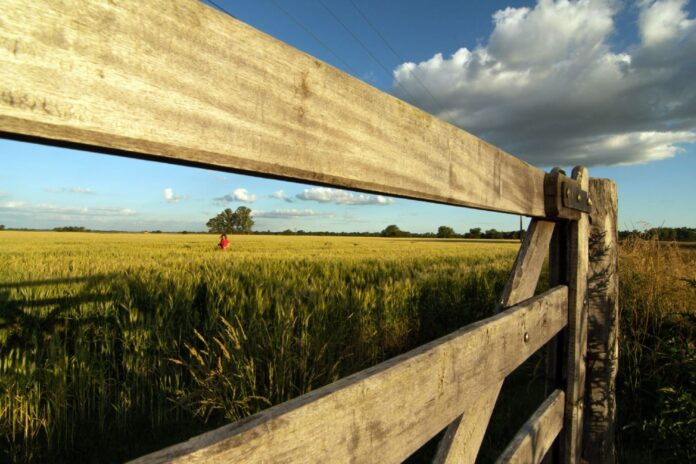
0;272;210;463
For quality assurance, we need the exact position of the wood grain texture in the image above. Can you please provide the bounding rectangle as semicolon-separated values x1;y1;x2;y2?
543;219;569;464
582;178;618;464
435;219;555;464
0;0;547;216
498;220;556;311
563;166;590;464
433;385;502;464
130;287;568;464
496;390;565;464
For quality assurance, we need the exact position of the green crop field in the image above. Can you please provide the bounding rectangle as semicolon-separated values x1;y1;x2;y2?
0;231;694;463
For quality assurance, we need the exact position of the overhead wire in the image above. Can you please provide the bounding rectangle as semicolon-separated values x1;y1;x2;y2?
266;0;359;75
207;0;232;16
205;0;358;75
347;0;444;110
205;0;429;106
315;0;419;102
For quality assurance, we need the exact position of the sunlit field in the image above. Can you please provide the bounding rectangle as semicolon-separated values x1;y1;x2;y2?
1;231;694;463
0;232;520;462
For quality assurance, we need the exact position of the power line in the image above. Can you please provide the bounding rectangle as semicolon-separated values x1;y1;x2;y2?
207;0;233;17
347;0;444;110
316;0;418;102
205;0;358;75
266;0;358;75
205;0;422;104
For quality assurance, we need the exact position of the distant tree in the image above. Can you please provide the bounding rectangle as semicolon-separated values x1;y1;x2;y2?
676;227;696;241
0;224;5;231
380;224;408;237
234;206;254;234
659;228;677;241
618;230;635;240
437;226;455;238
206;206;254;234
207;208;234;234
484;228;503;239
633;227;696;242
468;227;482;239
53;226;87;232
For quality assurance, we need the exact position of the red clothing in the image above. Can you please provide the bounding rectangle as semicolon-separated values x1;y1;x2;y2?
220;238;230;250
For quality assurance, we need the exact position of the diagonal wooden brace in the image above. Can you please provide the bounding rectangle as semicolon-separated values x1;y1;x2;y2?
434;219;556;464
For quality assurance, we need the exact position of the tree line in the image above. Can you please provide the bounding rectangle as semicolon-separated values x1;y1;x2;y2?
4;210;694;242
53;226;89;232
204;208;526;239
378;224;524;239
619;227;696;242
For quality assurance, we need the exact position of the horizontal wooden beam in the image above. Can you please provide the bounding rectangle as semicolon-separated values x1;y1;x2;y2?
496;389;565;464
0;0;547;216
130;286;568;464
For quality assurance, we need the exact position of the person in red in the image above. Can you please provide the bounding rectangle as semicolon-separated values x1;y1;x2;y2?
218;233;230;250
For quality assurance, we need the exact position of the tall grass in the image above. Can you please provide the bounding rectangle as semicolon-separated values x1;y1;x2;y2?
617;236;696;463
0;232;517;462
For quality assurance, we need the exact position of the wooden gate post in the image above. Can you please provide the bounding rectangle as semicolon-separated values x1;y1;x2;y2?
582;178;619;463
563;166;590;464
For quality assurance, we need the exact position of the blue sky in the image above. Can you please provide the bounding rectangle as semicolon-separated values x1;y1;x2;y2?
1;0;695;232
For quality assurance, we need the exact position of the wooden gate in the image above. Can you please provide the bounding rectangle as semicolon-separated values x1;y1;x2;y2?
0;1;619;462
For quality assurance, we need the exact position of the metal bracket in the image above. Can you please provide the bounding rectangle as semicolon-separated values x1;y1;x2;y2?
562;180;591;213
544;168;591;220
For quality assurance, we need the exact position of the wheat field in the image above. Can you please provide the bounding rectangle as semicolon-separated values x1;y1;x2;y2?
1;231;694;463
0;232;520;462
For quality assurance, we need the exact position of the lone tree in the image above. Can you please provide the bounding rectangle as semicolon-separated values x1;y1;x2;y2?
0;224;5;231
437;226;455;238
206;206;254;234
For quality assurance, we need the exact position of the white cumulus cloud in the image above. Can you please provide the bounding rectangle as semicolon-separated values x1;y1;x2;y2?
163;187;183;203
640;0;695;46
270;190;295;202
252;208;334;218
214;188;257;204
392;0;696;166
296;187;395;205
233;188;256;202
0;201;137;218
0;200;24;209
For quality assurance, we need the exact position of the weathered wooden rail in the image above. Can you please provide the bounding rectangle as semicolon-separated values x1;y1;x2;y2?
0;1;619;462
